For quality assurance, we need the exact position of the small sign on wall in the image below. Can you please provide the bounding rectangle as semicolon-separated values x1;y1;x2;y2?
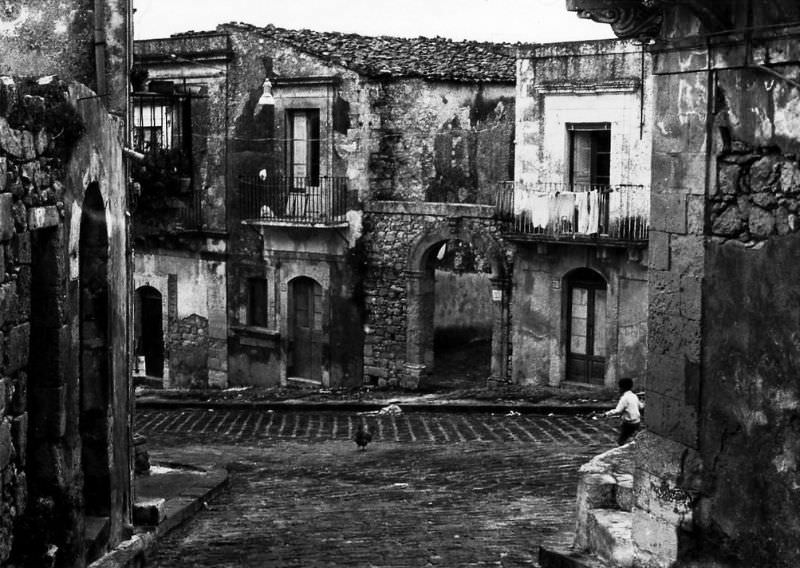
551;279;561;290
492;289;503;302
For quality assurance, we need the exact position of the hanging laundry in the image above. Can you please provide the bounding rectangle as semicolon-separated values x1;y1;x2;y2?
575;191;589;234
587;190;600;235
554;192;576;233
530;193;550;229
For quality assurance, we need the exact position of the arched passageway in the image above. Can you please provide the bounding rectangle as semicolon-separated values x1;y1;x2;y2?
406;226;509;389
428;239;493;389
79;183;112;519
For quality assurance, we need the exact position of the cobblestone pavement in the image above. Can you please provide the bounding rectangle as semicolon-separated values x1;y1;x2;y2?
135;409;615;446
140;410;616;568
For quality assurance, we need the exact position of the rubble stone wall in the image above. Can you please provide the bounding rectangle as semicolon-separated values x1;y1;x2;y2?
0;77;130;565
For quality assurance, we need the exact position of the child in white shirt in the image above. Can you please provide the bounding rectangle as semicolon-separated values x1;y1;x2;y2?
605;377;644;445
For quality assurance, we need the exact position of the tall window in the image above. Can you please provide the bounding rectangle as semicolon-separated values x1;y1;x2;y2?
568;123;610;189
247;277;268;327
288;110;320;186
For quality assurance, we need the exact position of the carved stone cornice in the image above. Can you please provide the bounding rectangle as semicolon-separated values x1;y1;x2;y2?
566;0;733;41
566;0;664;40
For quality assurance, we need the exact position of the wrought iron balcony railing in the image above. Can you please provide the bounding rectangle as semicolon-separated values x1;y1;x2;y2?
495;182;649;243
239;176;353;225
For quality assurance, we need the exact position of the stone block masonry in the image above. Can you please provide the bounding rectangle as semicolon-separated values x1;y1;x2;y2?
0;76;77;564
361;201;512;387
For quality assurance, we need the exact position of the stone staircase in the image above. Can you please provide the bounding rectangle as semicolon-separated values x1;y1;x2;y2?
540;442;637;568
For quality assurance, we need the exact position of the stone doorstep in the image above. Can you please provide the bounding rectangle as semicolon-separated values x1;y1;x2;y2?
286;376;322;389
88;468;228;568
132;498;166;526
587;509;634;567
539;546;610;568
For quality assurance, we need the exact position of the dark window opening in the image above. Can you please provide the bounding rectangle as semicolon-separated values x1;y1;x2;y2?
248;277;268;328
288;109;320;187
132;94;193;175
568;123;610;189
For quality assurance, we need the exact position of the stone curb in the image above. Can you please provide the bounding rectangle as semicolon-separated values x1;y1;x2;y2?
135;397;610;415
88;467;229;568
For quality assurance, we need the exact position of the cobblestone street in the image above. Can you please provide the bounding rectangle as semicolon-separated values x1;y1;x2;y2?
138;410;616;567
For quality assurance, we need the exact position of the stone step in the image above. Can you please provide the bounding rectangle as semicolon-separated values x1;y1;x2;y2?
84;515;110;564
614;474;634;512
538;545;609;568
587;509;633;567
133;497;166;526
286;376;322;389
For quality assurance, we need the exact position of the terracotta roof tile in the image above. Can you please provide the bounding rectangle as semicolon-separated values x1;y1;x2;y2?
215;22;524;82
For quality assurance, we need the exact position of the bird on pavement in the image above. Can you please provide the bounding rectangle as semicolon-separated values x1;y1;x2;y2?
354;423;372;451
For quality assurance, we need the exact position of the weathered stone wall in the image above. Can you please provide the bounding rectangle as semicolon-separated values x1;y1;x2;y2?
434;270;493;336
611;3;800;567
0;77;130;565
135;250;228;388
509;246;647;387
368;80;515;203
170;314;209;388
362;201;511;387
133;33;231;234
515;39;652;188
0;1;130;118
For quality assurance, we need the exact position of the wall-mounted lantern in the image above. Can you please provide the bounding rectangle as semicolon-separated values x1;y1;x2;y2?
253;77;275;117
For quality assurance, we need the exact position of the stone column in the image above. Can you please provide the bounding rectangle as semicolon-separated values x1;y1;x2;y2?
403;269;432;388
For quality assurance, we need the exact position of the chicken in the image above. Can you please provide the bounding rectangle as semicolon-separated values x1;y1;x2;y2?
354;423;372;451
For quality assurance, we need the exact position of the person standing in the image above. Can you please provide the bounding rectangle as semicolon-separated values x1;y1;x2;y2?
605;378;644;445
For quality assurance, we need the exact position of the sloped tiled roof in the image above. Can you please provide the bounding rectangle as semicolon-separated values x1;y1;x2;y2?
215;22;523;82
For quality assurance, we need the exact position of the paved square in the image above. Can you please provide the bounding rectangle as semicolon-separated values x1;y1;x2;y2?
139;411;615;567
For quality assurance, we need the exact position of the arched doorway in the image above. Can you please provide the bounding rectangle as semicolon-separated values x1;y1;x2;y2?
565;268;608;385
287;276;323;382
135;286;164;377
79;183;111;519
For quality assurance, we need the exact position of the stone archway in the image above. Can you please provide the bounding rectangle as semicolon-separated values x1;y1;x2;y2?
405;224;510;388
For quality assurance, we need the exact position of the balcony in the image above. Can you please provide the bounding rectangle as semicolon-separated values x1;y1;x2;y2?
239;176;354;227
496;182;649;245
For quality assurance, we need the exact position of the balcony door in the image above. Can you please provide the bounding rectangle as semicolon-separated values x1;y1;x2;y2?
288;109;320;187
566;269;607;385
568;123;610;189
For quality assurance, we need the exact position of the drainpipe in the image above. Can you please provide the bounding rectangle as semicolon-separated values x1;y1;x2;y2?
94;0;107;97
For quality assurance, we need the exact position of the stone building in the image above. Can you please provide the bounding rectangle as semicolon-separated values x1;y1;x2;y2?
0;1;133;567
542;1;800;566
501;39;653;388
132;24;517;389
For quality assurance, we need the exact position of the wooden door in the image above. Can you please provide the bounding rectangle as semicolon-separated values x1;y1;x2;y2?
289;278;322;381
